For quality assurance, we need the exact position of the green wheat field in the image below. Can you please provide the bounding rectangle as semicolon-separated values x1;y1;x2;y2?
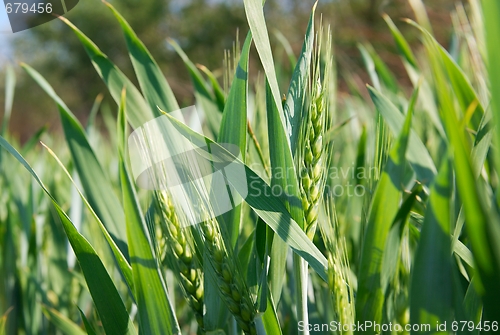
1;0;500;334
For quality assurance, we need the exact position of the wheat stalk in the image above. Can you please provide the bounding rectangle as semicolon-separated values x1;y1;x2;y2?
320;197;355;334
297;25;333;240
156;191;205;331
198;212;257;335
328;244;355;335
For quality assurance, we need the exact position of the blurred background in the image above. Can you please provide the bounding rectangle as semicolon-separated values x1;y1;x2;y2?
0;0;459;142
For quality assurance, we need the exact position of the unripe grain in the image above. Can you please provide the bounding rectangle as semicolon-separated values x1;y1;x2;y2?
296;29;333;241
198;214;257;334
156;191;205;332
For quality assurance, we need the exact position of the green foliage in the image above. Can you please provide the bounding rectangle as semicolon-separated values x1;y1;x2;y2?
1;1;500;334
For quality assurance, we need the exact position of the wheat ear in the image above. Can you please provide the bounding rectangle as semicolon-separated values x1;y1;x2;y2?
298;26;332;240
198;212;257;335
156;191;205;331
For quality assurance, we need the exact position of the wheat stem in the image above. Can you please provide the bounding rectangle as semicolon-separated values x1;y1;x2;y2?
247;119;271;178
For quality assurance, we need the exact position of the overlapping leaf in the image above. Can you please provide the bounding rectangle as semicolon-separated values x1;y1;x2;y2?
0;137;137;335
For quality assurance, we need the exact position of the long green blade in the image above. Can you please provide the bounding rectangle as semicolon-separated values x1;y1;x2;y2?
78;308;98;335
105;2;180;115
243;0;284;131
356;98;413;330
168;39;222;137
284;3;316;154
1;65;15;136
411;18;500;323
117;91;176;335
59;16;153;129
160;111;328;281
41;305;86;335
41;143;134;293
21;63;130;261
483;0;500;192
0;136;137;335
383;14;418;69
368;86;436;185
217;32;252;248
410;158;453;333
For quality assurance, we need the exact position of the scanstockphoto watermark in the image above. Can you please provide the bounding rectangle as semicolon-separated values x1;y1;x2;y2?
245;164;378;199
128;106;377;227
298;321;499;333
1;0;78;34
298;321;432;333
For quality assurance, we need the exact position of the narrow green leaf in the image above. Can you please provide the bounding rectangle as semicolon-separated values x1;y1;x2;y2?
365;43;399;92
41;305;86;335
383;14;418;69
218;32;251;160
268;231;288;306
356;99;413;329
217;32;252;247
86;93;103;130
59;16;153;128
383;14;445;137
1;65;15;135
169;38;222;137
105;2;180;115
0;136;137;335
439;45;484;130
117;91;176;335
258;292;282;335
78;308;98;335
454;239;474;269
273;30;297;70
40;144;134;293
408;0;433;34
368;85;436;185
198;64;226;112
409;20;485;130
159;111;328;280
266;81;303;228
381;183;422;291
359;44;381;91
21;63;130;262
243;0;285;130
483;0;500;189
411;17;500;323
284;3;316;153
410;158;453;333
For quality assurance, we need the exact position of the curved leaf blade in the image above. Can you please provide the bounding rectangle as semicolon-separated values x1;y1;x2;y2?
118;90;177;335
217;32;252;247
21;63;130;263
410;158;453;332
105;2;180;115
0;136;137;335
284;3;316;153
159;111;328;281
368;86;436;185
59;16;153;129
356;99;414;328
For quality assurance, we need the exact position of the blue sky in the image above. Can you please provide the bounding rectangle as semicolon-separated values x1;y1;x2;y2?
0;6;10;32
0;7;13;62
